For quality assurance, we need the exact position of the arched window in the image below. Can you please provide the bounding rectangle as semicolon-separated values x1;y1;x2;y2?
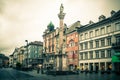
69;39;74;47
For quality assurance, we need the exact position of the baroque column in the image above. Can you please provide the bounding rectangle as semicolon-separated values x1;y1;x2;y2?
58;4;66;71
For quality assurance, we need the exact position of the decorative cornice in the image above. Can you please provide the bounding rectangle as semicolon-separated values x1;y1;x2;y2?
77;10;120;33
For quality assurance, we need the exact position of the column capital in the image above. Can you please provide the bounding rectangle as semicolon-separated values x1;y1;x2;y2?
58;13;66;20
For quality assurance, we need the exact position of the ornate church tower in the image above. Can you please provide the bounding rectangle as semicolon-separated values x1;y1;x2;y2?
57;4;66;71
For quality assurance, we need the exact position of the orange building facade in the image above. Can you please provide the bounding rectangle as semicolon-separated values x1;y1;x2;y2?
65;21;80;70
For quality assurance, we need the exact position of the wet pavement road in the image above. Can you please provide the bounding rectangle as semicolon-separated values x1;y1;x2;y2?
0;68;120;80
45;72;120;80
0;68;34;80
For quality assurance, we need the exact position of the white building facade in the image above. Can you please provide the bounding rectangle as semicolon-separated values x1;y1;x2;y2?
78;10;120;72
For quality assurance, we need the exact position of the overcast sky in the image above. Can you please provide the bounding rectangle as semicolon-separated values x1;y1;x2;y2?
0;0;120;56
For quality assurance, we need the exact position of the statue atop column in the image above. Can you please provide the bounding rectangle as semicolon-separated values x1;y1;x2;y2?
60;4;64;13
58;3;65;20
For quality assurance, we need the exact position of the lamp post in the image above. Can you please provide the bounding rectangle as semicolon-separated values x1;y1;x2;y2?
25;40;28;68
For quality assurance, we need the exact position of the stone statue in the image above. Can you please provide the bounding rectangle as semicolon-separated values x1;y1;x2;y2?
60;4;64;13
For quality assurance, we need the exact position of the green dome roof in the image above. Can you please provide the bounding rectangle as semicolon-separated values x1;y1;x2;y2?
47;21;54;31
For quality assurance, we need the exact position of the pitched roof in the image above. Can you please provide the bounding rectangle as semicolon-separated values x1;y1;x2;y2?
66;21;81;34
77;10;120;32
29;41;43;46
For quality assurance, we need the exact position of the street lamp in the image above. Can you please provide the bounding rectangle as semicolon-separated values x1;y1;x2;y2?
25;40;28;68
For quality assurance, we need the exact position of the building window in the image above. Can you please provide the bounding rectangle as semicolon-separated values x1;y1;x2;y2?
101;27;105;35
52;44;54;51
115;22;120;31
116;36;120;45
101;50;105;58
95;29;99;36
95;51;99;58
101;39;105;47
80;53;83;60
84;52;88;59
85;33;88;39
107;37;111;46
89;51;93;59
84;42;88;49
69;40;74;47
90;31;93;38
35;50;37;53
89;41;93;49
80;43;83;50
107;50;111;58
96;40;99;48
80;34;84;40
106;25;111;33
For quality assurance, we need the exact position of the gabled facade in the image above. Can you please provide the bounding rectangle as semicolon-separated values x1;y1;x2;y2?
26;41;43;68
12;47;25;68
11;41;43;69
66;21;81;70
43;22;57;70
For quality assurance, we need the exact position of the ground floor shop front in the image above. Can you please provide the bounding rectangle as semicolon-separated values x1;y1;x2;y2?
79;58;112;71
